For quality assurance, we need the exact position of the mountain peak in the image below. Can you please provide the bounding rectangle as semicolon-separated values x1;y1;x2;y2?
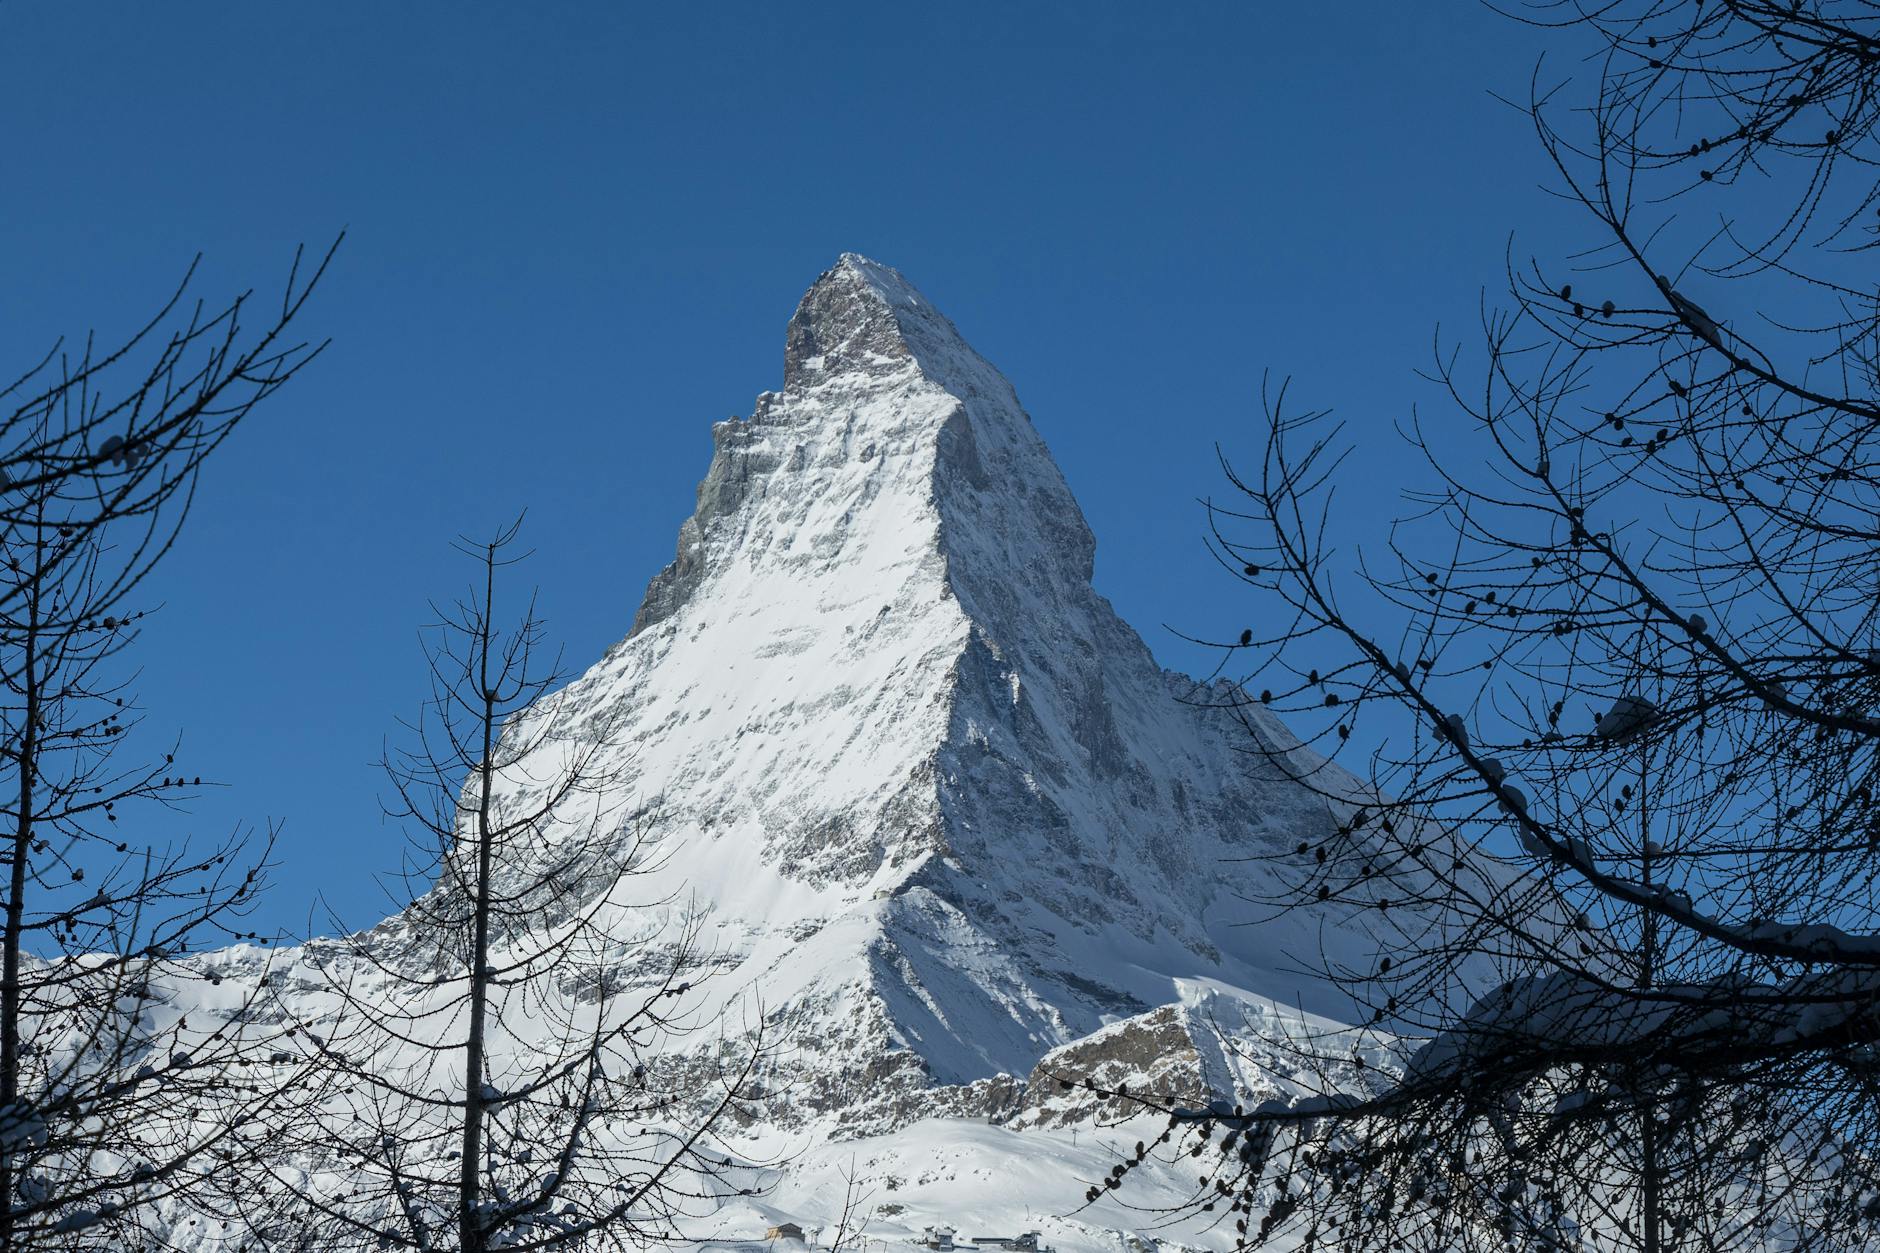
833;251;924;308
579;259;1348;1100
783;253;963;390
163;260;1360;1249
632;254;1098;642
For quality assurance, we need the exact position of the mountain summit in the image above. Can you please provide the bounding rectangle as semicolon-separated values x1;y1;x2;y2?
465;253;1350;1121
158;257;1373;1249
632;253;1096;642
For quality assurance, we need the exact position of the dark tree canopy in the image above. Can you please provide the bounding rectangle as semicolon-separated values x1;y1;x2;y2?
1098;4;1880;1250
0;242;336;1249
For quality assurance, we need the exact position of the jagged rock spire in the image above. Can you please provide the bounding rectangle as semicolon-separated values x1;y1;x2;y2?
633;253;1096;638
784;254;935;389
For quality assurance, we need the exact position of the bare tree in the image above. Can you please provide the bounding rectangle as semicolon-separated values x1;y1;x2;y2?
1091;4;1880;1249
0;242;337;1248
265;522;769;1252
821;1159;879;1253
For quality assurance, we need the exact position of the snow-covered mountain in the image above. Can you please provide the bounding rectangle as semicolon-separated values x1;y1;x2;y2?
485;253;1365;1123
186;255;1382;1248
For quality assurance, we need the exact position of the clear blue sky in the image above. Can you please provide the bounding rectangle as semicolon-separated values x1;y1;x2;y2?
0;3;1576;936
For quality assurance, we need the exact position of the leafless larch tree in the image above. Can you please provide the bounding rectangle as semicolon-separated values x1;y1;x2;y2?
0;243;337;1249
251;523;771;1252
1091;4;1880;1250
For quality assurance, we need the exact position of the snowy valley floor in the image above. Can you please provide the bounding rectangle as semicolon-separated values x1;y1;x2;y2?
692;1116;1265;1253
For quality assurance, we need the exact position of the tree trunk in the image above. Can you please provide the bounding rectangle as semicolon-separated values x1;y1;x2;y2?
458;544;499;1253
0;536;43;1253
1638;747;1661;1253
